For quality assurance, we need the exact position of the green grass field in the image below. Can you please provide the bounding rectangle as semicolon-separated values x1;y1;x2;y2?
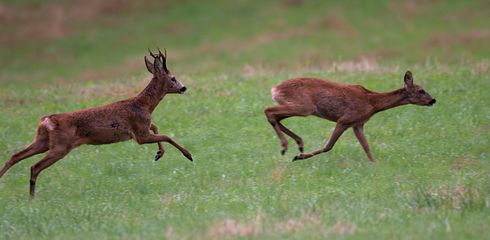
0;0;489;239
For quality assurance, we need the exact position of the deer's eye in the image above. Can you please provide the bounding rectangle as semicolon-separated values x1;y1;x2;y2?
171;77;176;82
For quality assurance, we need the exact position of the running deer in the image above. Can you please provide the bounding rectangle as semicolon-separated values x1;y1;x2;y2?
0;49;193;198
264;71;436;162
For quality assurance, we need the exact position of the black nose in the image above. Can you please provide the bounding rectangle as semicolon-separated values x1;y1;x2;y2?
429;99;436;105
180;86;187;93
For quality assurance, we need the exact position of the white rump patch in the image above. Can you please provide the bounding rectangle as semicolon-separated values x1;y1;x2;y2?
41;117;55;130
271;87;280;102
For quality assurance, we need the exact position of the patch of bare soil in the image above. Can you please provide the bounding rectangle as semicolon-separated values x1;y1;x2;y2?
450;156;474;170
164;226;176;239
281;0;305;7
77;80;144;100
73;56;149;98
426;30;490;49
206;218;261;238
328;221;357;236
446;183;481;210
270;164;286;182
237;56;388;79
0;0;165;44
199;14;356;55
474;60;489;75
80;57;142;82
273;213;322;234
388;0;438;20
444;2;490;23
204;213;356;238
318;13;357;37
331;55;380;72
198;26;312;55
420;182;483;210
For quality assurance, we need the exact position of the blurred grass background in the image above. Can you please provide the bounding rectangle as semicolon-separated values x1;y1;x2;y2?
0;0;489;239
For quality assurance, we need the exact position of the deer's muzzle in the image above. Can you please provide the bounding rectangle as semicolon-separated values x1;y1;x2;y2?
428;99;436;106
179;86;187;94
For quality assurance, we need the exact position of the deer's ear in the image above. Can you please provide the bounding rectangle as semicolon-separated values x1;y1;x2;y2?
404;71;414;89
144;56;154;74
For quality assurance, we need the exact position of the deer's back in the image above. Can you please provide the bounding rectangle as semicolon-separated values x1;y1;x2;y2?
272;78;373;122
43;99;151;145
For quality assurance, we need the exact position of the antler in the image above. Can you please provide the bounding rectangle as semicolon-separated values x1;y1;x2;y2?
148;48;159;59
147;48;169;73
158;48;169;73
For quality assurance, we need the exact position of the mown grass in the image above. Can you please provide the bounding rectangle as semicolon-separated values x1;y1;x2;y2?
0;0;489;239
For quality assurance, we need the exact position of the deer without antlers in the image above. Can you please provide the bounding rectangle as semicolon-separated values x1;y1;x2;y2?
0;48;193;198
264;71;436;162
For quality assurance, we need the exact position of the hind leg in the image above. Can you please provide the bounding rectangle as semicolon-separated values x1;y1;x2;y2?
0;128;49;178
29;146;71;198
278;123;305;153
264;105;312;155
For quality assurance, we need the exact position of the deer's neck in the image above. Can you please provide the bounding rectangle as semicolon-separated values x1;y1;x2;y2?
135;77;167;113
369;88;409;113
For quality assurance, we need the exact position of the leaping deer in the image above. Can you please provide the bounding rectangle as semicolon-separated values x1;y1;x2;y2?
0;49;193;198
265;71;436;162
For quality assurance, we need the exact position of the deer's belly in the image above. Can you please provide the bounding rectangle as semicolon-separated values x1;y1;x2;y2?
77;126;133;145
314;110;343;122
315;98;346;121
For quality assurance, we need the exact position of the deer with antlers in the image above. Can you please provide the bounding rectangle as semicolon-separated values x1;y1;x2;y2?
265;71;436;162
0;49;193;198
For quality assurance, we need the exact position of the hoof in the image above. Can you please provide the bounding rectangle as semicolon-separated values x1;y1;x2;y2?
184;154;193;162
292;154;305;162
155;151;163;161
281;149;286;155
299;147;304;153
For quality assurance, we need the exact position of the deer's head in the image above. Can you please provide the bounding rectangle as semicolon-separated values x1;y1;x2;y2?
145;48;187;94
403;71;436;106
